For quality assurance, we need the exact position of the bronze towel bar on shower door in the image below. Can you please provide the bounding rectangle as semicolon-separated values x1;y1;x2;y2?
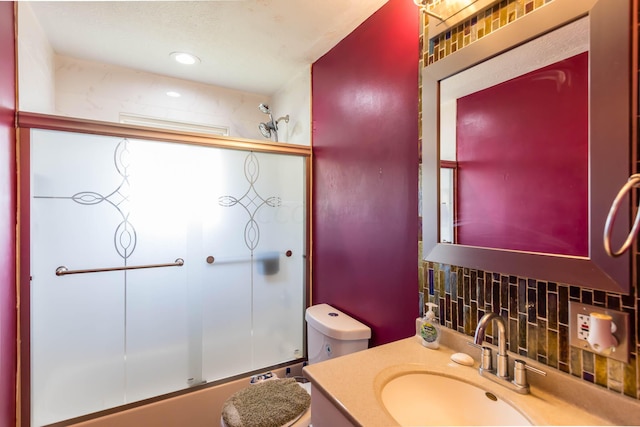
55;258;185;276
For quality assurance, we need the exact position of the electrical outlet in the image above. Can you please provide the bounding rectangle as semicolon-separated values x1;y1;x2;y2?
568;301;629;363
577;313;590;340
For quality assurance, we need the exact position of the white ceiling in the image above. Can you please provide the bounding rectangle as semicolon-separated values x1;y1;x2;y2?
27;0;389;96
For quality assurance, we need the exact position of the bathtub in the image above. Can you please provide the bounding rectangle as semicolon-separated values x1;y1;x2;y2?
68;363;306;427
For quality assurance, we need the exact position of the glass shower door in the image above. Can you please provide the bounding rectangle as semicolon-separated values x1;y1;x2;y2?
31;131;132;425
248;152;306;368
30;128;306;426
201;151;306;380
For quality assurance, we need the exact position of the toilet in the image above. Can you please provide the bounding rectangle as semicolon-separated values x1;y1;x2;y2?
220;303;371;427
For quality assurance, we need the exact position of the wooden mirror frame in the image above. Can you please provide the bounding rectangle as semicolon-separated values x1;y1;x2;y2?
422;0;632;293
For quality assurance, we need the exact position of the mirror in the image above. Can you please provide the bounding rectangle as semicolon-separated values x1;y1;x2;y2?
422;0;631;293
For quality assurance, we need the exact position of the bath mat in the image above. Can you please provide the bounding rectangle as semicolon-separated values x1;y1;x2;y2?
222;378;311;427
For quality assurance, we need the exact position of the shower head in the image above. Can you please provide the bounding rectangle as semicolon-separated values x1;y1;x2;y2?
258;103;281;141
259;122;273;139
259;103;272;115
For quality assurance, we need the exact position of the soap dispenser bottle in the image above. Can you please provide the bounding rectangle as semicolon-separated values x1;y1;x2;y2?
420;303;441;349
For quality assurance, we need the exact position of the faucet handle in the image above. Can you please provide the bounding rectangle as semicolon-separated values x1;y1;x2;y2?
513;359;546;390
480;346;493;371
466;341;493;371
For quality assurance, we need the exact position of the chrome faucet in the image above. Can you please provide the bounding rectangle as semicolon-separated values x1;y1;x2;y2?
474;312;509;378
472;312;546;394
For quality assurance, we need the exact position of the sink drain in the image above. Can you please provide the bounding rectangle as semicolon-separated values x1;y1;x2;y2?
485;392;498;401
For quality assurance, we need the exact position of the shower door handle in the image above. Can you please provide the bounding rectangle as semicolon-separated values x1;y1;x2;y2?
55;258;184;276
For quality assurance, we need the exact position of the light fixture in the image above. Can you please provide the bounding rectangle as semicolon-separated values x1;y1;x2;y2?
414;0;500;40
170;51;200;65
413;0;444;22
166;91;181;98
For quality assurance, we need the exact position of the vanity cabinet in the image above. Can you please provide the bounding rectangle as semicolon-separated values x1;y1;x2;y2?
310;384;355;427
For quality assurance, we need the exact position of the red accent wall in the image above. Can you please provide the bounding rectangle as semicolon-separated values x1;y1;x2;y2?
311;0;419;346
0;2;16;426
456;53;588;256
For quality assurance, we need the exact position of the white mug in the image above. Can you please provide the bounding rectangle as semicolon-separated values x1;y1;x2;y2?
587;312;618;354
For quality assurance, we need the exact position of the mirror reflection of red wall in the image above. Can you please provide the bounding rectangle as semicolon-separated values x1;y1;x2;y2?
455;52;588;257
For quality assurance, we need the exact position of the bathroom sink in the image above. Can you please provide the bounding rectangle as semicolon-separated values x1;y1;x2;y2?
380;373;532;426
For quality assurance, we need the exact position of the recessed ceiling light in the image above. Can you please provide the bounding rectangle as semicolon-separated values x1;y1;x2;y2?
166;91;181;98
170;52;200;65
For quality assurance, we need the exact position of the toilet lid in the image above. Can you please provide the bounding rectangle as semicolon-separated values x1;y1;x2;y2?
221;378;311;427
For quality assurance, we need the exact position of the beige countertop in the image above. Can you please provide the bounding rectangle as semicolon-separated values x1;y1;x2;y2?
303;329;640;426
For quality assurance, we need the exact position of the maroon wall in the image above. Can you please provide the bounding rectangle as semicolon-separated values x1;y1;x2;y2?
456;53;589;257
311;0;419;346
0;2;16;426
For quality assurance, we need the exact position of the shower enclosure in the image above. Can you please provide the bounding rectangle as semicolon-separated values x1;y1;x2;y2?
19;114;310;426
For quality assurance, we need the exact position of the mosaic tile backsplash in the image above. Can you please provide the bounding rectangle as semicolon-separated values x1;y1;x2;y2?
418;262;639;399
418;0;640;402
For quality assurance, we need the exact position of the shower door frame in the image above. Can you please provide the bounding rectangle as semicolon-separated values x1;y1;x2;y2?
17;111;313;427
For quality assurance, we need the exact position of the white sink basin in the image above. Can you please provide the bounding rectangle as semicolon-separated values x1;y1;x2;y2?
381;373;532;426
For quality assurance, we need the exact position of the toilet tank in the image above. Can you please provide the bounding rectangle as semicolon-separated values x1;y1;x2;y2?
305;304;371;365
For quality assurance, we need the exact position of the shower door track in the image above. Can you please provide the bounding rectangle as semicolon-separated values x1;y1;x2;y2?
17;112;311;156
